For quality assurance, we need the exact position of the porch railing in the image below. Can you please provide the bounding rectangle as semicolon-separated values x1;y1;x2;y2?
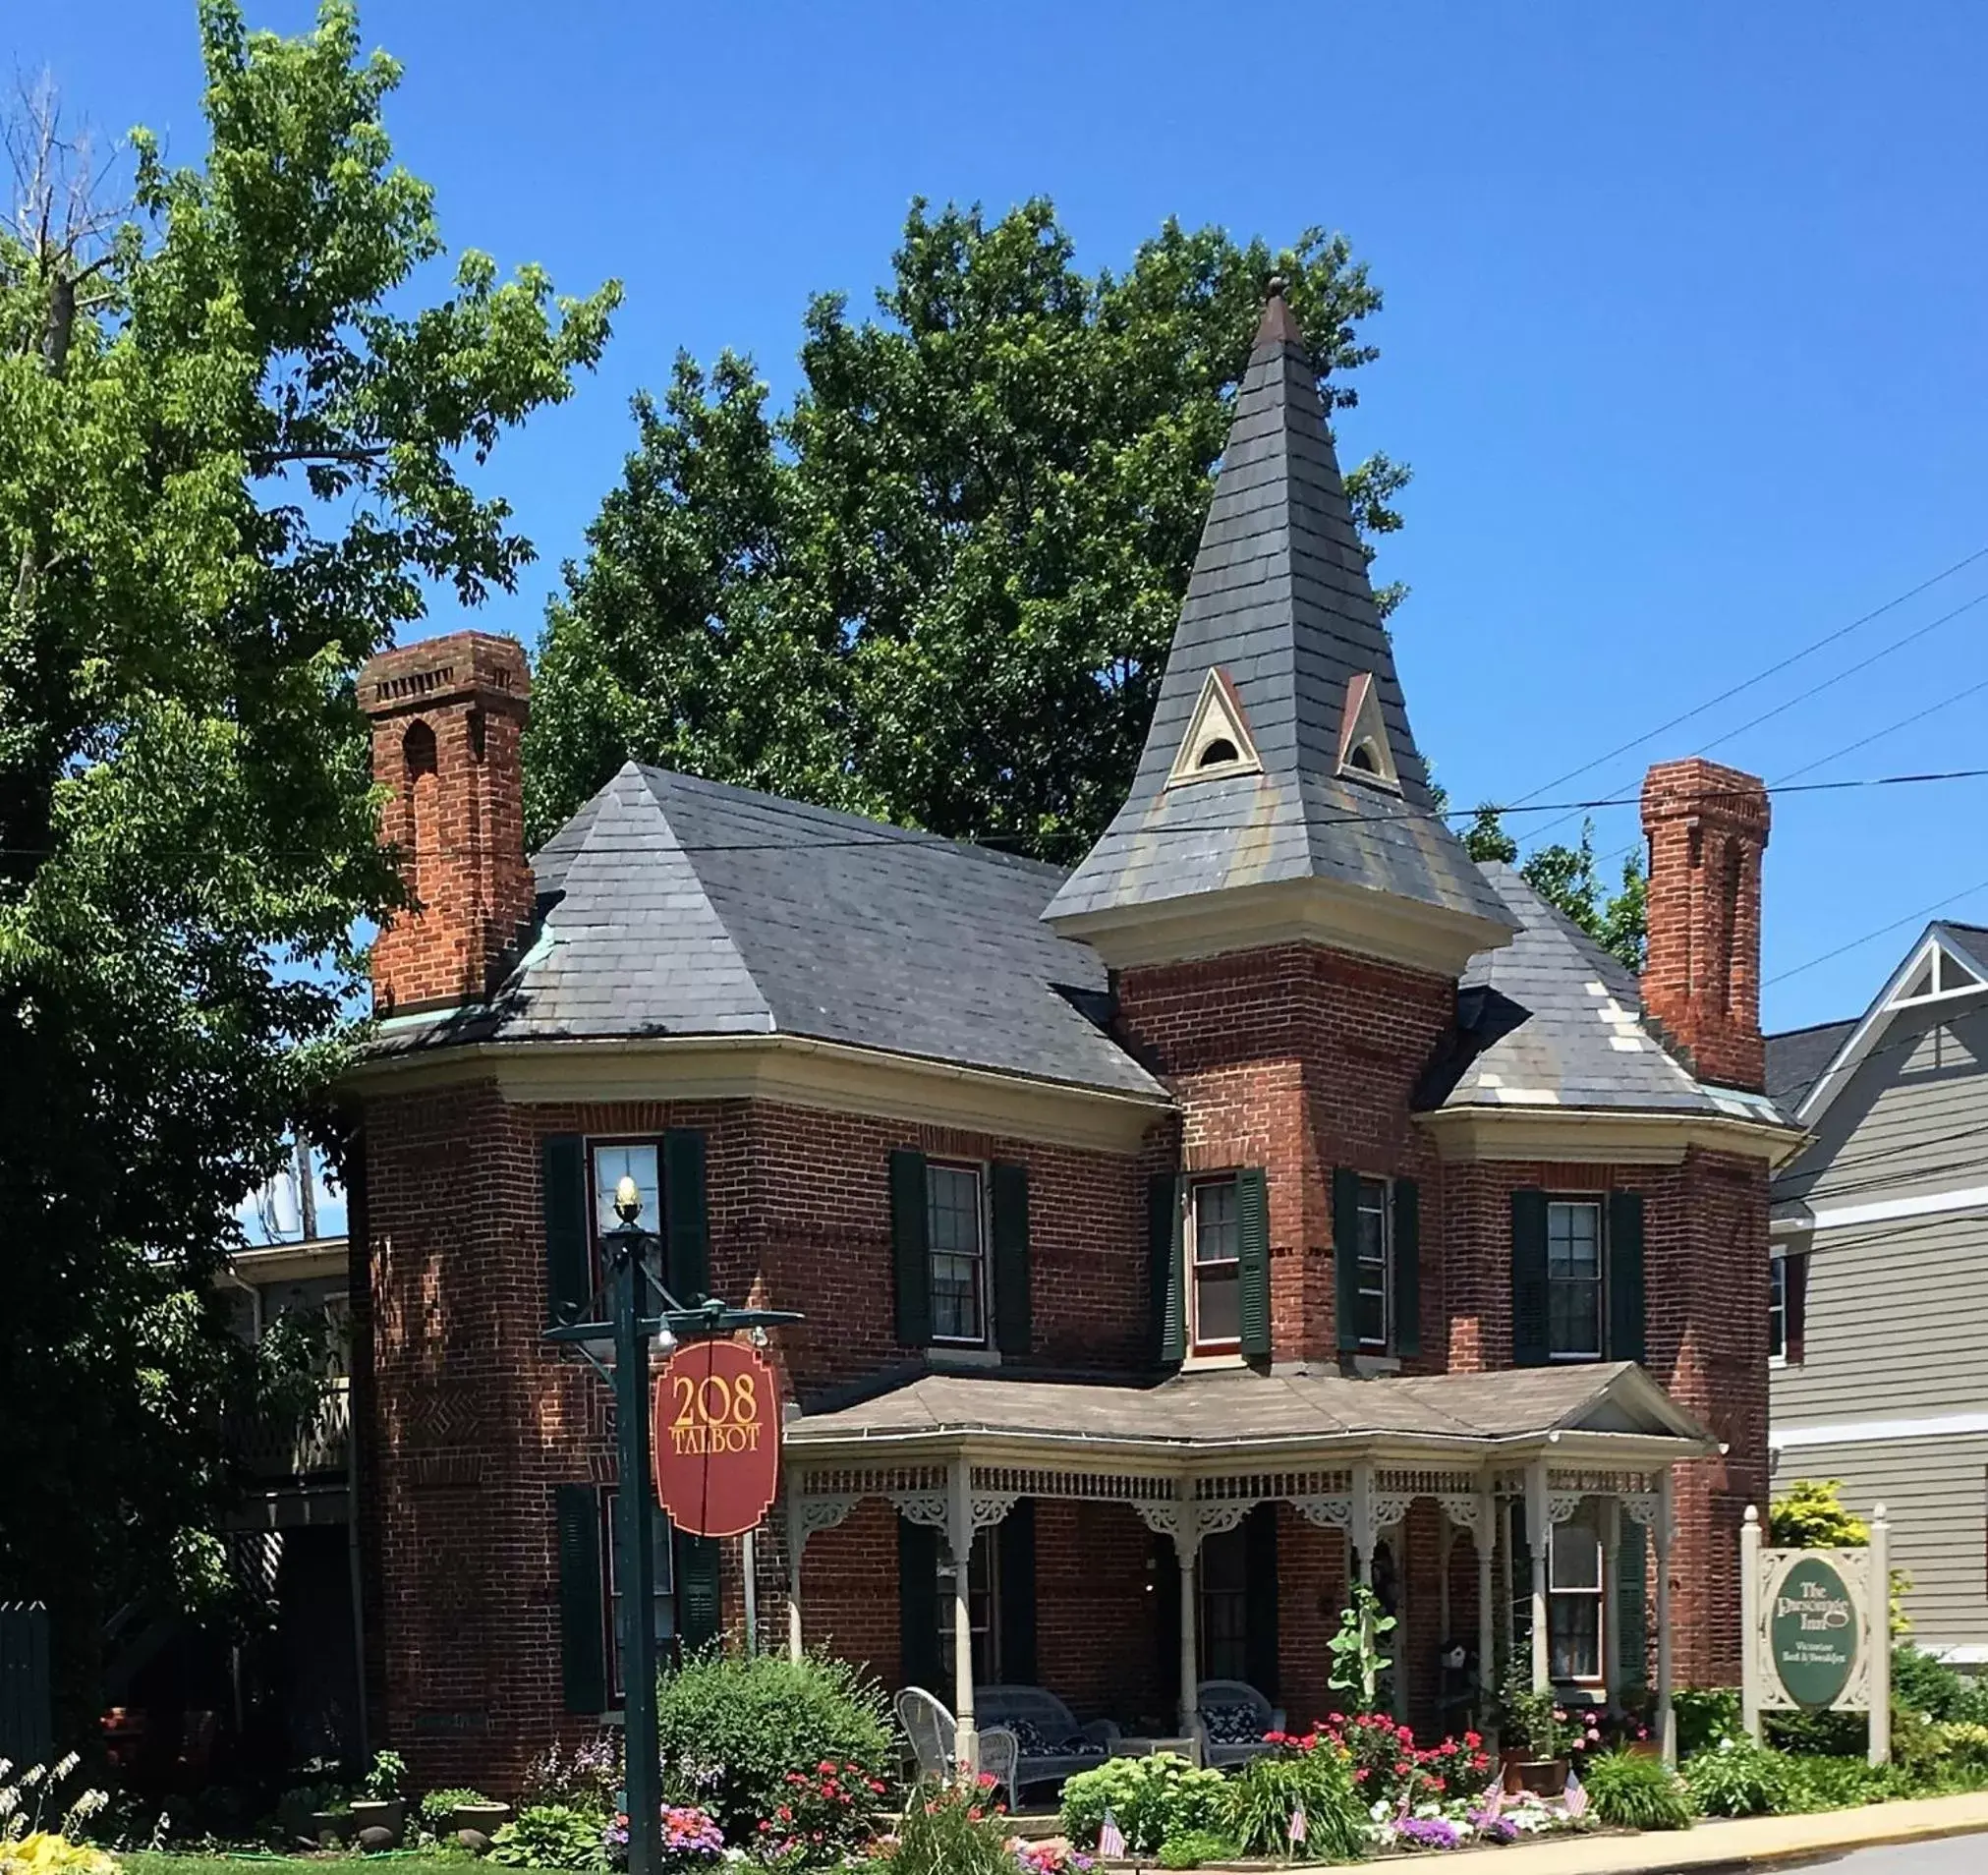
233;1376;351;1478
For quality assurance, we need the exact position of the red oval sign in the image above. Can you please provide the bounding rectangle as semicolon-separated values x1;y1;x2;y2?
652;1339;780;1539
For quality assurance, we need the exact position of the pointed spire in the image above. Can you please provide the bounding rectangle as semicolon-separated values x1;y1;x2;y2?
1045;283;1516;976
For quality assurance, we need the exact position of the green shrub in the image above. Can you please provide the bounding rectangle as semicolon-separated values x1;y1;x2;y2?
1672;1687;1742;1759
1579;1749;1691;1831
874;1782;1014;1875
1781;1754;1889;1810
1222;1747;1366;1864
1939;1721;1988;1771
1682;1741;1793;1817
420;1790;493;1829
653;1648;893;1848
1159;1829;1243;1870
1058;1756;1227;1856
486;1804;607;1870
1765;1707;1866;1756
1894;1646;1979;1723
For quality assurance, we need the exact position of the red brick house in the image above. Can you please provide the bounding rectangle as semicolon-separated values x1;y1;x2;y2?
345;286;1798;1791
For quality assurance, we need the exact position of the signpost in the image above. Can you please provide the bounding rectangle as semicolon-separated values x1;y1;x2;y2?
1741;1504;1892;1765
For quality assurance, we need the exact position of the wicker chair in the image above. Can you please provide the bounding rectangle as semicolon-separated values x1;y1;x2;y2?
1193;1678;1286;1768
892;1686;1021;1805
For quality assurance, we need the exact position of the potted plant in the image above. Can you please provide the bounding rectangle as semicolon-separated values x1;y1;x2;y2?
1497;1663;1571;1796
418;1788;510;1846
351;1750;408;1842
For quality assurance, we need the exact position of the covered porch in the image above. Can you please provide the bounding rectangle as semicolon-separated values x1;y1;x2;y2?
781;1362;1710;1773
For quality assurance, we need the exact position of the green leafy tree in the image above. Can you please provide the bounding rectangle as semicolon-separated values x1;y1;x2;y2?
0;0;614;1726
1465;807;1648;971
526;200;1408;857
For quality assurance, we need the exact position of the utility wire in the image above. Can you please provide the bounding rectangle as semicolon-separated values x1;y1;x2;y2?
1764;878;1988;988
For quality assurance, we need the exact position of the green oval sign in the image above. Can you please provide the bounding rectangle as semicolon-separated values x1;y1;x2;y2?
1771;1556;1860;1711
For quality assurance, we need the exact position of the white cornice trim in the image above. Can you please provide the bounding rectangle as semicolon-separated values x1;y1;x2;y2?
1049;874;1516;980
230;1239;350;1282
343;1032;1174;1156
1417;1105;1803;1166
1772;1410;1988;1450
1770;1182;1988;1238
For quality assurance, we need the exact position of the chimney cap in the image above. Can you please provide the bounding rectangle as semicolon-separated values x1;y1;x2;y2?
1640;756;1770;835
360;630;530;721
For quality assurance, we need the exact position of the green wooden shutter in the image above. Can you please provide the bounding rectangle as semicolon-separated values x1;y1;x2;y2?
554;1484;606;1713
890;1149;932;1348
1149;1173;1186;1366
676;1531;721;1655
1332;1167;1362;1354
1237;1167;1271;1359
1608;1190;1647;1364
991;1162;1032;1357
897;1518;943;1693
543;1134;592;1326
1617;1518;1648;1690
998;1501;1038;1685
1511;1188;1550;1368
664;1128;710;1304
1392;1178;1422;1358
1244;1503;1280;1704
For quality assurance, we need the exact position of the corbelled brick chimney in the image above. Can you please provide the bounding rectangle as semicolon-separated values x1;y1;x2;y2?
359;631;533;1014
1640;757;1771;1092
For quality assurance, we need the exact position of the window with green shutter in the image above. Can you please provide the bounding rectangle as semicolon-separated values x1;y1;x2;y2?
676;1531;721;1654
554;1483;606;1713
664;1128;710;1303
542;1136;592;1326
1511;1188;1550;1367
897;1518;942;1693
997;1501;1037;1685
1393;1179;1421;1358
991;1163;1032;1357
1332;1167;1362;1354
1608;1191;1646;1364
1617;1518;1648;1690
1148;1173;1186;1366
1236;1167;1271;1359
889;1150;933;1348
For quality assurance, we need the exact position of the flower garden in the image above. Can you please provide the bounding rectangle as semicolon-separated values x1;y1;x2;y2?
12;1638;1988;1874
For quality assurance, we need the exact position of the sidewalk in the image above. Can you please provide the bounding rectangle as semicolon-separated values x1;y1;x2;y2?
1430;1789;1988;1872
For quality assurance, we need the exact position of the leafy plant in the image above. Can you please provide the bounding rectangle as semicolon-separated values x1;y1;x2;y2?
1780;1755;1888;1810
1672;1687;1743;1759
524;1735;624;1812
653;1648;893;1853
604;1805;725;1870
872;1780;1015;1875
0;1758;114;1875
1058;1755;1226;1855
418;1789;494;1836
1682;1741;1793;1817
361;1751;407;1803
1158;1829;1242;1870
1326;1582;1395;1712
1579;1748;1691;1831
1497;1656;1576;1761
487;1803;610;1869
1309;1714;1492;1812
1939;1721;1988;1771
1222;1741;1366;1863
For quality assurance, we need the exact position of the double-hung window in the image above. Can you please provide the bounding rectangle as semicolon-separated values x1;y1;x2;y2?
1548;1513;1605;1682
1547;1199;1604;1361
1768;1257;1788;1363
601;1490;677;1699
1353;1176;1392;1351
935;1529;999;1685
927;1163;988;1344
1190;1176;1242;1352
1199;1525;1249;1681
591;1139;661;1291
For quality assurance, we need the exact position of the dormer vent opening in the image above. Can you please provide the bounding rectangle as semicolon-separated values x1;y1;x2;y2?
1335;671;1400;790
1165;668;1262;787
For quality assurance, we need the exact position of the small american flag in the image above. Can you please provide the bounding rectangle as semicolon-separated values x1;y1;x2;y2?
1288;1802;1308;1846
1480;1778;1505;1820
1098;1808;1126;1858
1563;1766;1589;1819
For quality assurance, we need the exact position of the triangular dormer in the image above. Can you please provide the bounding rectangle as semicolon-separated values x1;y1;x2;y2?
1166;668;1263;786
1046;282;1516;977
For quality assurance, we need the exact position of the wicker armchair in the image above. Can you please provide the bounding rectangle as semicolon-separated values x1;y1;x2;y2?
891;1686;1020;1805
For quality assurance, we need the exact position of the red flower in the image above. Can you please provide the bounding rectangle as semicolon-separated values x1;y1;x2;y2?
1464;1731;1483;1748
818;1761;838;1775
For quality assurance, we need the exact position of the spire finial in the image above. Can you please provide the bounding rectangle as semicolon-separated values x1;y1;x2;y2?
1267;273;1288;301
1253;273;1304;349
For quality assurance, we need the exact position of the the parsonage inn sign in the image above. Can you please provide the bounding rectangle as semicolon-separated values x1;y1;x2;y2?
1741;1503;1893;1765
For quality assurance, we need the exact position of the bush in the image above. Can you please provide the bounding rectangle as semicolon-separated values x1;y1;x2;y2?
1780;1755;1889;1810
1158;1829;1243;1869
1939;1721;1988;1772
1683;1741;1793;1817
873;1781;1015;1875
653;1648;893;1852
1059;1755;1227;1855
1672;1687;1742;1759
420;1789;494;1830
1223;1744;1367;1863
1579;1749;1691;1831
487;1803;610;1869
523;1736;623;1812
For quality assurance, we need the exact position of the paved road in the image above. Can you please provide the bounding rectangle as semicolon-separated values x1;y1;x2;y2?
1797;1838;1988;1872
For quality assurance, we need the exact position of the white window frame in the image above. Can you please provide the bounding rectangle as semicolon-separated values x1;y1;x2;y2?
936;1527;1000;1686
926;1160;991;1347
1188;1174;1243;1355
588;1136;663;1294
1354;1175;1392;1353
1546;1197;1606;1363
1768;1255;1788;1367
601;1488;676;1704
1548;1513;1606;1686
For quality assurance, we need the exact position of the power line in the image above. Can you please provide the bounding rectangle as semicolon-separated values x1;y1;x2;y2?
1764;877;1988;988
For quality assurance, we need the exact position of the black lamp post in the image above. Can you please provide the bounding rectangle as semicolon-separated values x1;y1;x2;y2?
543;1174;802;1875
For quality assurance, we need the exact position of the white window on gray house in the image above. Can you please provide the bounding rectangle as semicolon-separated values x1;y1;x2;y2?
1548;1512;1605;1683
927;1163;988;1343
1547;1199;1605;1360
1354;1176;1392;1350
1769;1256;1788;1363
1190;1175;1242;1351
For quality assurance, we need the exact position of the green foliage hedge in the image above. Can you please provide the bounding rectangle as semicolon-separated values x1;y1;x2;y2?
1580;1749;1691;1831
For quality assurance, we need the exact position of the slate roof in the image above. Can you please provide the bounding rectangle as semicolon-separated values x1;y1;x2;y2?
1046;286;1512;938
378;763;1167;1100
787;1360;1715;1451
1764;1018;1858;1117
1418;863;1787;1128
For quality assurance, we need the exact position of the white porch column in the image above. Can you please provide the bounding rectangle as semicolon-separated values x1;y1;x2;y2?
947;1456;978;1771
784;1490;804;1662
1475;1484;1497;1732
1176;1531;1200;1738
1869;1505;1892;1768
1351;1462;1376;1585
1525;1459;1551;1693
1601;1498;1620;1705
1655;1467;1676;1768
1740;1504;1763;1744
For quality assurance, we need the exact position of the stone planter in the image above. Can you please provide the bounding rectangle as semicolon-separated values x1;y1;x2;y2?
1503;1754;1568;1796
305;1809;353;1845
350;1798;405;1843
451;1801;513;1836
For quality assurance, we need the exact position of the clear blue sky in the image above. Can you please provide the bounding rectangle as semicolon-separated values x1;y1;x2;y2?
16;1;1988;1033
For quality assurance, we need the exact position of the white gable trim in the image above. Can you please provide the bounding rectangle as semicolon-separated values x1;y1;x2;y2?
1772;1409;1988;1450
1770;1181;1988;1237
1335;670;1401;791
1165;667;1262;787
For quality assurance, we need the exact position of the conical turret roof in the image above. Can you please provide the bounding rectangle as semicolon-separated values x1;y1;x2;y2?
1045;284;1515;975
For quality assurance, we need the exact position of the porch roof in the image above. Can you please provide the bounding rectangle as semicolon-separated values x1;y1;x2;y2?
786;1360;1716;1465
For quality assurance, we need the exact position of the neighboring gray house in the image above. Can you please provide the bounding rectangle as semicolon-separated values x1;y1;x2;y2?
1767;921;1988;1664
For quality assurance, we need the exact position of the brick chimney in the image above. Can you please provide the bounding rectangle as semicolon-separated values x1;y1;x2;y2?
1640;757;1771;1092
359;631;533;1014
